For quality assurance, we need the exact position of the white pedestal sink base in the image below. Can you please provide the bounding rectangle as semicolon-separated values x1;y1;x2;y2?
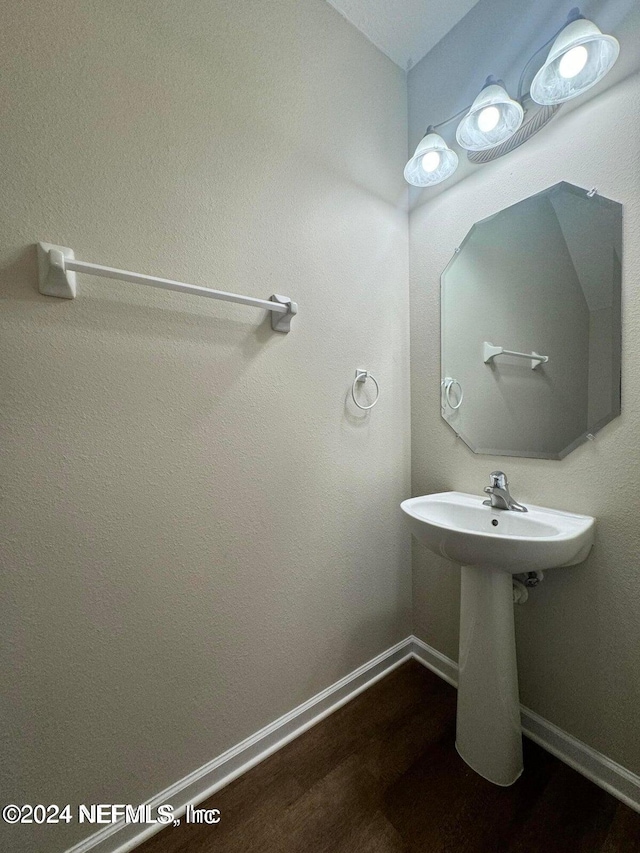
401;492;595;786
456;565;523;786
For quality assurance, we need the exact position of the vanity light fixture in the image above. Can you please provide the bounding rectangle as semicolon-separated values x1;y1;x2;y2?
456;79;524;152
405;7;620;188
404;131;459;187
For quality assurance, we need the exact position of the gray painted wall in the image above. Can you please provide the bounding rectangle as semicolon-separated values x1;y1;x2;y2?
0;2;411;851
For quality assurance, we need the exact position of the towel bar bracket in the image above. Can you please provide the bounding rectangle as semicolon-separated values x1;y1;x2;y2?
37;242;77;299
269;293;298;333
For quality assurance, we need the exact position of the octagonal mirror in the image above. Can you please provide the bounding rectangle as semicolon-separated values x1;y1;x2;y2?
441;182;622;459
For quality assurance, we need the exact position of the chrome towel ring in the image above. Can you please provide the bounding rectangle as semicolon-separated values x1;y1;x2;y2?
352;369;380;411
442;377;463;410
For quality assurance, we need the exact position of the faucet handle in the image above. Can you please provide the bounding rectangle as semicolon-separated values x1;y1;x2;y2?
489;471;507;489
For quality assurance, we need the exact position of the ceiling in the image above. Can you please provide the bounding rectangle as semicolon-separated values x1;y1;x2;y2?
325;0;483;70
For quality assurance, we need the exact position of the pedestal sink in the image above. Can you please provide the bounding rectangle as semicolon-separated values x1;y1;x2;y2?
401;491;595;786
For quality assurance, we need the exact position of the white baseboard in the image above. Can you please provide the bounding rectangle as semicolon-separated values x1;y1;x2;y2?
410;635;458;687
410;635;640;815
64;637;415;853
65;634;640;853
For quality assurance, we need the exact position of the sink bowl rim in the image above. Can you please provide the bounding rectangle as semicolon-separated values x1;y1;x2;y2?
401;491;595;543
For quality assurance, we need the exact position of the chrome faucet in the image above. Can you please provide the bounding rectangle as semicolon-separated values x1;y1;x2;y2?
483;471;527;512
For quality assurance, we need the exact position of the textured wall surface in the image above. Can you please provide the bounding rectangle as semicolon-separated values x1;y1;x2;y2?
325;0;481;69
409;58;640;777
0;2;410;851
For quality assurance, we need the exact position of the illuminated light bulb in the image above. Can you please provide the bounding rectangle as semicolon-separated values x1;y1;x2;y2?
558;44;589;78
456;84;523;151
477;105;500;132
421;151;441;173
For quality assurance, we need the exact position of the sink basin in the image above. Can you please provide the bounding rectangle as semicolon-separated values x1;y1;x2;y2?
401;491;594;573
401;489;595;788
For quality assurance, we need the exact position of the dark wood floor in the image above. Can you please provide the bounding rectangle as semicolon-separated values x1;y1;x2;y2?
137;660;640;852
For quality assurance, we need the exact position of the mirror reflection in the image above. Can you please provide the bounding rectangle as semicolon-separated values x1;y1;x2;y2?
441;182;622;459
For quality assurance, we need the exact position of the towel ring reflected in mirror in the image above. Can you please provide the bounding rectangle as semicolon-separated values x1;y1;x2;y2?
442;377;463;410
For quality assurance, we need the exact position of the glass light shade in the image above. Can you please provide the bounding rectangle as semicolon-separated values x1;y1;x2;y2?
456;84;524;151
404;133;458;187
530;19;620;105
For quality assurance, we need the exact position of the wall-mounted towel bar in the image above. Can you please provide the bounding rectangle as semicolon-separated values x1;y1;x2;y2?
36;243;298;333
483;341;548;370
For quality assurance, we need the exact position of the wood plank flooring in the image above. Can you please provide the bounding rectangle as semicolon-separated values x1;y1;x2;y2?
136;660;640;852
